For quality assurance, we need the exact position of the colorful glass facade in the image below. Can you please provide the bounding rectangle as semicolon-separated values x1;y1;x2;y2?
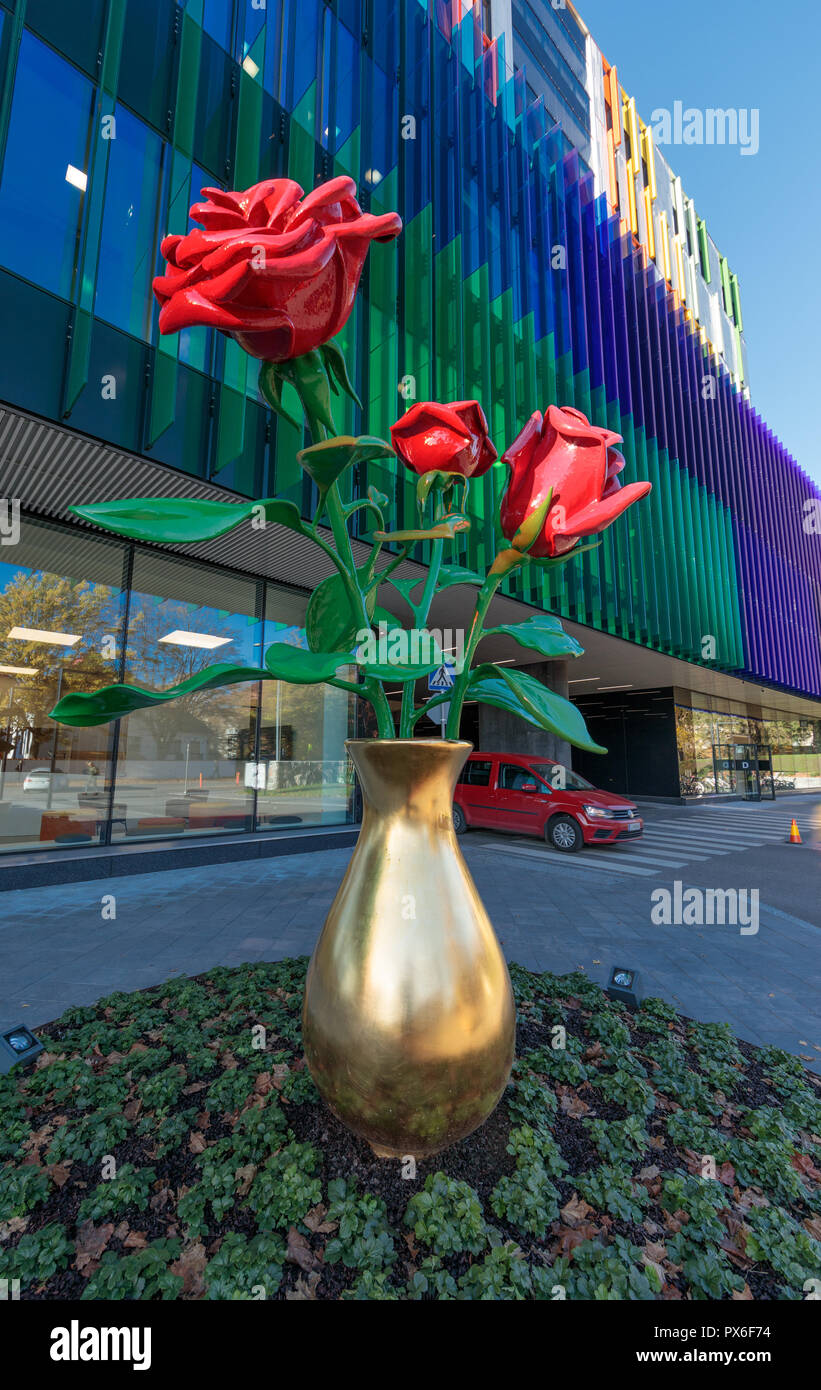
0;0;818;714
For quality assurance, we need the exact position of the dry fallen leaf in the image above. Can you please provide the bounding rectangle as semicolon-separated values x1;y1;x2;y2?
75;1220;115;1275
303;1203;337;1235
170;1241;207;1298
0;1216;28;1242
285;1271;321;1300
285;1225;321;1272
123;1231;148;1250
188;1130;207;1155
45;1161;72;1188
560;1092;590;1119
553;1221;599;1258
235;1163;257;1198
560;1193;595;1227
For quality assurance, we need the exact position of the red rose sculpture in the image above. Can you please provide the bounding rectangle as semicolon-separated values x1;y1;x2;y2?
391;400;497;478
152;175;401;361
500;405;652;557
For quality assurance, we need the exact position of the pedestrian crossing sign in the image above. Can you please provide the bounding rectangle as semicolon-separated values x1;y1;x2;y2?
428;661;455;692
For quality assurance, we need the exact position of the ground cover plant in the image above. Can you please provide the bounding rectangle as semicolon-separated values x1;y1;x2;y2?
1;959;820;1301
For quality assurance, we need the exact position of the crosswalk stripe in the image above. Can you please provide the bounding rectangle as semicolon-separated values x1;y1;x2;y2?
650;829;795;843
649;824;789;838
474;842;657;876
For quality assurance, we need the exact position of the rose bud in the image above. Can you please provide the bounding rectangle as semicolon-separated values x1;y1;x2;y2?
390;400;497;477
500;405;652;557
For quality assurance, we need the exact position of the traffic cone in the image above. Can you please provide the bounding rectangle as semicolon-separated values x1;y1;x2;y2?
788;818;802;844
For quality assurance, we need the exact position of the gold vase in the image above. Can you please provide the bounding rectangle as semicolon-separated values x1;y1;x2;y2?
302;739;515;1158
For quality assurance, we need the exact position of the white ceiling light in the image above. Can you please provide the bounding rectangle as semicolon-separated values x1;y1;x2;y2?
568;676;601;684
0;664;39;676
65;164;88;191
158;630;232;650
7;626;80;646
598;684;634;691
242;55;259;78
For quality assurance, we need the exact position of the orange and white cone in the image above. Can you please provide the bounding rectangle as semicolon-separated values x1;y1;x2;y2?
787;818;802;844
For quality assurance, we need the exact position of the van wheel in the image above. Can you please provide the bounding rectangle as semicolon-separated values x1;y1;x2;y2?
547;815;583;853
452;804;467;835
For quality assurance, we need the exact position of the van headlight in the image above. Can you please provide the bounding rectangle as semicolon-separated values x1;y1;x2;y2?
583;805;612;819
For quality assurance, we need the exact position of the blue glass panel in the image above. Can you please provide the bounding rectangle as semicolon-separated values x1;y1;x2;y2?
201;0;234;50
24;0;106;78
0;32;93;299
176;164;217;372
95;107;165;341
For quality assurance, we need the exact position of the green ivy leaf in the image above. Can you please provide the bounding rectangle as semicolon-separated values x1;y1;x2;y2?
49;663;274;728
263;644;355;682
483;614;584;660
466;664;606;753
306;566;375;654
69;496;308;545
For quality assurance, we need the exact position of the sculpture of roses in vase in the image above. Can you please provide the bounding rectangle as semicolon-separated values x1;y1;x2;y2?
53;175;653;1159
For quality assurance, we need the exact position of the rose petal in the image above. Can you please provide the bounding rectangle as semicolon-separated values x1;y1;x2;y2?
553;480;653;537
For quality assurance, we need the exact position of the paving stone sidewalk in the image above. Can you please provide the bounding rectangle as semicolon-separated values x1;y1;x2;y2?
0;838;818;1071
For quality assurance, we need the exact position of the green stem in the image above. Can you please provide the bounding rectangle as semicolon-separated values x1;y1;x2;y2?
444;556;523;740
364;541;414;596
399;495;445;739
303;405;394;740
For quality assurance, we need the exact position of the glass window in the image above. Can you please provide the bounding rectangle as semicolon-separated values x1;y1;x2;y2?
201;0;234;50
461;759;492;786
499;762;536;790
0;32;93;298
530;763;591;790
117;0;176;133
0;518;126;853
112;551;262;843
24;0;106;79
256;585;356;829
95;105;165;340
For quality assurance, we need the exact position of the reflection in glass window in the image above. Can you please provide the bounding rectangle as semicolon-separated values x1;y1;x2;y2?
256;586;356;829
0;33;93;298
95;106;165;340
113;551;263;842
173;164;216;371
0;519;125;851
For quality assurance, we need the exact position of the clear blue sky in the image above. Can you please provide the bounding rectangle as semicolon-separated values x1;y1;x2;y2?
574;0;821;486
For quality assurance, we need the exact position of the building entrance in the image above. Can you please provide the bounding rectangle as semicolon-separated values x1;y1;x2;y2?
714;744;775;801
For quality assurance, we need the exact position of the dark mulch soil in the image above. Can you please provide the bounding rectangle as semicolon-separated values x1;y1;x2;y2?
1;958;820;1301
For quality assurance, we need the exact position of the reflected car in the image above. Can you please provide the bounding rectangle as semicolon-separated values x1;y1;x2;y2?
452;752;642;853
22;767;66;792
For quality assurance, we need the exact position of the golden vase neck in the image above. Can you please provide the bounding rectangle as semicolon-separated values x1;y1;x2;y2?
346;738;472;822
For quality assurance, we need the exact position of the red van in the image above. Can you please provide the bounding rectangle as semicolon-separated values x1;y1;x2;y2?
452;751;643;853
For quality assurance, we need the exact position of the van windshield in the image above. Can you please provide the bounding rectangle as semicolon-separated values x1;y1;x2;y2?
530;763;594;791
